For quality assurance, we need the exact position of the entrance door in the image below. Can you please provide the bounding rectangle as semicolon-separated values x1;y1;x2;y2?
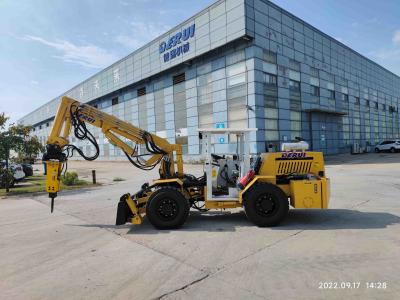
308;112;341;154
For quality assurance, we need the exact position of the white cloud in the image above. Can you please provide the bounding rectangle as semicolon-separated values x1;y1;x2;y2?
392;30;400;46
23;35;118;69
369;48;400;61
115;20;171;50
370;29;400;62
30;80;39;85
115;35;142;50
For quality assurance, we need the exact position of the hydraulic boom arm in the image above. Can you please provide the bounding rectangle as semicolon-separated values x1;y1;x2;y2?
43;96;184;211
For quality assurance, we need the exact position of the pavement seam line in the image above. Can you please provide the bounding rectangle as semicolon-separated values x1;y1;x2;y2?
350;199;371;208
108;229;202;270
30;196;204;272
156;273;210;300
157;230;304;299
208;229;305;277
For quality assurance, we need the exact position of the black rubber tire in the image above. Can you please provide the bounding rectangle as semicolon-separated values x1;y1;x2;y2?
146;186;189;229
390;147;396;153
375;148;380;153
243;183;289;227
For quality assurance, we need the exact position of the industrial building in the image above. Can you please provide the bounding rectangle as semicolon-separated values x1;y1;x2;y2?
20;0;400;159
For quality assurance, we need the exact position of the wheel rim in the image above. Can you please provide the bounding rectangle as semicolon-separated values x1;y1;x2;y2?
254;193;279;217
156;197;179;221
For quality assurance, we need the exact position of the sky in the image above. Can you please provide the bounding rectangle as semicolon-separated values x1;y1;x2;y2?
0;0;399;126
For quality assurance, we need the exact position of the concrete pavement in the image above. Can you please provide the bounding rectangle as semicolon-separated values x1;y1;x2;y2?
1;153;400;299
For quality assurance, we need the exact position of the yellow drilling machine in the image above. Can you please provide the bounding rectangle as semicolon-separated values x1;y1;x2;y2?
43;96;330;229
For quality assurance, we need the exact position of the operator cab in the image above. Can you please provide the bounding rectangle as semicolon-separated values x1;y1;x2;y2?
199;128;257;201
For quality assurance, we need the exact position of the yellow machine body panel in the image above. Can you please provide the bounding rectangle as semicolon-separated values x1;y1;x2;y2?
289;178;330;209
321;177;330;208
45;161;62;193
258;152;326;177
290;180;320;208
242;151;329;209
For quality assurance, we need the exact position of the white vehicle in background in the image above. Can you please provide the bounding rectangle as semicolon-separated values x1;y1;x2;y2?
375;140;400;153
0;161;26;185
10;164;26;181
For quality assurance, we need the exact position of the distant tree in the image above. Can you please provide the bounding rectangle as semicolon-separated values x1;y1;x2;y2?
0;113;42;191
0;123;27;161
0;113;8;129
17;135;44;163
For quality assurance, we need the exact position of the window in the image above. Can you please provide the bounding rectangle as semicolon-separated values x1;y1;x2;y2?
100;99;111;109
355;97;360;106
289;69;300;81
197;62;212;75
154;89;165;133
264;73;277;86
289;59;300;72
138;93;147;131
290;110;301;140
341;94;348;102
173;73;186;85
46;122;49;127
227;74;246;86
39;125;42;130
310;76;319;86
311;85;320;97
111;97;119;106
123;91;135;101
382;104;386;111
366;100;370;107
226;50;245;65
227;62;247;130
374;101;378;109
289;80;300;92
310;67;319;77
93;103;98;109
264;70;278;141
263;50;277;64
226;62;246;77
173;73;187;154
329;90;335;100
227;62;246;87
137;87;146;97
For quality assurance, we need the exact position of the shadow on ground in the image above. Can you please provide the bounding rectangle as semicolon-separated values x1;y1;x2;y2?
71;209;400;234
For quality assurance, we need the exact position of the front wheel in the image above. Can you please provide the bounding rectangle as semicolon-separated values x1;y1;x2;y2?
375;148;380;153
243;183;289;227
146;186;189;229
390;147;396;153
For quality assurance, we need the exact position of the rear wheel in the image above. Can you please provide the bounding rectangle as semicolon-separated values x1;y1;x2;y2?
243;183;288;227
146;186;189;229
375;148;380;153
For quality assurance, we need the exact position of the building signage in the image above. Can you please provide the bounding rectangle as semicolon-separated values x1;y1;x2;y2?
159;24;195;62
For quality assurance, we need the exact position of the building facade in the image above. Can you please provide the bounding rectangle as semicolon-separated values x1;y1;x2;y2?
20;0;400;159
